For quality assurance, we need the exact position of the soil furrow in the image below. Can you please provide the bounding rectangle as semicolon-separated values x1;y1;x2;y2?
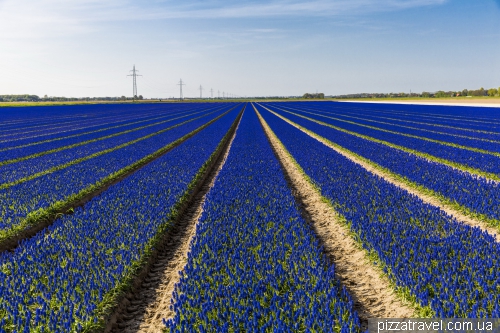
105;107;243;333
261;105;500;239
255;105;415;330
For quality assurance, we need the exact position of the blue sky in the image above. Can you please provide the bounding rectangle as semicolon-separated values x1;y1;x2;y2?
1;0;499;98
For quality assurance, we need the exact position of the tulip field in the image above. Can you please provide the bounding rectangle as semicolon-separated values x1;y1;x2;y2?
0;101;500;332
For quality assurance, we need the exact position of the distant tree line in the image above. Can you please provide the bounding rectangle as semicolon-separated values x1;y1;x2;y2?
0;94;144;102
332;87;500;99
303;93;325;99
0;95;41;102
247;96;301;99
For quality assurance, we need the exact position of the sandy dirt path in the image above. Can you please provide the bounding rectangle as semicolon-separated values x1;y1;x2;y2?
107;110;243;333
255;105;416;329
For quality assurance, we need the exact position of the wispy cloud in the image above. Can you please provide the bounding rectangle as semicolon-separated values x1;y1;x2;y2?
247;28;280;33
0;0;448;39
117;0;449;20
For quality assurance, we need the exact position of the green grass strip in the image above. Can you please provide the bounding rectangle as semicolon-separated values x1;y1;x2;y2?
254;103;432;318
0;106;240;248
0;109;197;151
0;110;221;189
82;104;245;332
267;105;500;182
0;109;211;166
262;105;500;232
284;107;500;158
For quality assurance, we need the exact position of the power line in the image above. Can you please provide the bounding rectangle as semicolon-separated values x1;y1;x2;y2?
127;65;142;99
177;79;186;100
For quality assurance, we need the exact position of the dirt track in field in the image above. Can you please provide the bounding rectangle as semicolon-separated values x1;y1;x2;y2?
255;106;416;329
107;109;243;333
261;106;500;240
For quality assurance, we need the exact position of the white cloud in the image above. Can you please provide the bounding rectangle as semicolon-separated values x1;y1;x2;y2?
129;0;449;19
0;0;448;39
247;29;280;33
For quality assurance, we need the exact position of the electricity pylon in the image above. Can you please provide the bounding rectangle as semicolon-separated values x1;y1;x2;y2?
127;65;142;99
177;79;185;100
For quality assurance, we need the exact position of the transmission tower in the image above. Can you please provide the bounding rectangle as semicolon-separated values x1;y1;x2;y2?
127;65;142;99
199;85;203;99
177;79;186;100
210;88;213;99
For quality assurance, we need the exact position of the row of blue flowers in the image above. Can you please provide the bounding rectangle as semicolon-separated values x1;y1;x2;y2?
305;103;500;141
272;103;500;176
316;102;500;133
166;109;360;332
0;104;214;160
279;103;500;151
0;103;212;143
0;105;241;332
0;107;221;183
260;103;500;221
258;104;500;318
0;106;232;233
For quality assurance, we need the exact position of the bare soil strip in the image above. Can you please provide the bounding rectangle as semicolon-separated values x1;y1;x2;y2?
255;106;415;329
106;109;243;333
260;105;500;240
